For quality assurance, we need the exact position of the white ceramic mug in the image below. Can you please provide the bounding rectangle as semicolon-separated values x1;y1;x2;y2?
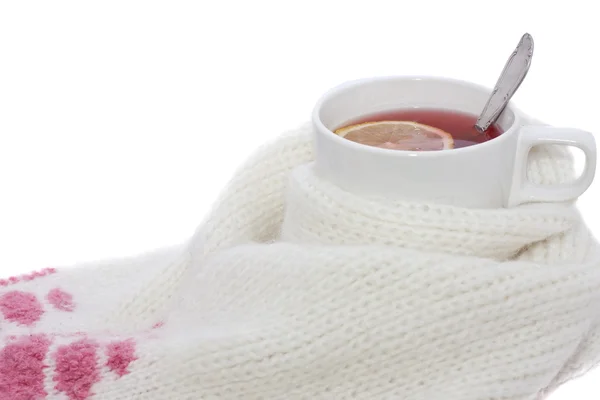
312;76;597;208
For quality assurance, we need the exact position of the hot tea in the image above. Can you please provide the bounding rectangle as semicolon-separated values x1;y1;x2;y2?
334;109;502;151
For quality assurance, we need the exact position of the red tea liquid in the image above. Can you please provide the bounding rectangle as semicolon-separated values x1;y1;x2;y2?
341;109;502;149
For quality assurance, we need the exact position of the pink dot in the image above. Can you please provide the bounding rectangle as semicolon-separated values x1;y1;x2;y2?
106;339;137;377
0;291;44;326
0;334;52;399
47;288;75;312
53;339;100;400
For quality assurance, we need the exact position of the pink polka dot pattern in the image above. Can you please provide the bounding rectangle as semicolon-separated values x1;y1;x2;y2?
47;288;75;312
0;334;52;399
0;268;57;287
53;339;100;400
0;291;44;326
106;339;137;377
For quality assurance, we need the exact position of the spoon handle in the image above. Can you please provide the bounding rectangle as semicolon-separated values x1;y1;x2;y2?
475;33;534;132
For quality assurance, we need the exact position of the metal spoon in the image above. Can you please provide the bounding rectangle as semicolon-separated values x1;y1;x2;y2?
475;33;534;133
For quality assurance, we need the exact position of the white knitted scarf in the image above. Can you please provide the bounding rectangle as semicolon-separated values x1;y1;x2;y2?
1;123;600;400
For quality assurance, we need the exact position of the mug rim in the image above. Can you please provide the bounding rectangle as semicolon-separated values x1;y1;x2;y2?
312;75;523;157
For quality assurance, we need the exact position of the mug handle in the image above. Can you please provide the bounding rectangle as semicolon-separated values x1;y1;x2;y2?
507;126;597;207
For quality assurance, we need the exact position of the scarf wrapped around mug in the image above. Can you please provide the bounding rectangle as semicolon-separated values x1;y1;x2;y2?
1;122;599;400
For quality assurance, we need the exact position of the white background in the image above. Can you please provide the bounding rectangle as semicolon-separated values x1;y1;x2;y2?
1;1;598;398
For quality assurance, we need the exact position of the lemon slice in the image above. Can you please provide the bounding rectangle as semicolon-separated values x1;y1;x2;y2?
335;121;454;151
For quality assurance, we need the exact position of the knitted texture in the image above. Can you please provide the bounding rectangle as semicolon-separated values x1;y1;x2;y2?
1;122;600;400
